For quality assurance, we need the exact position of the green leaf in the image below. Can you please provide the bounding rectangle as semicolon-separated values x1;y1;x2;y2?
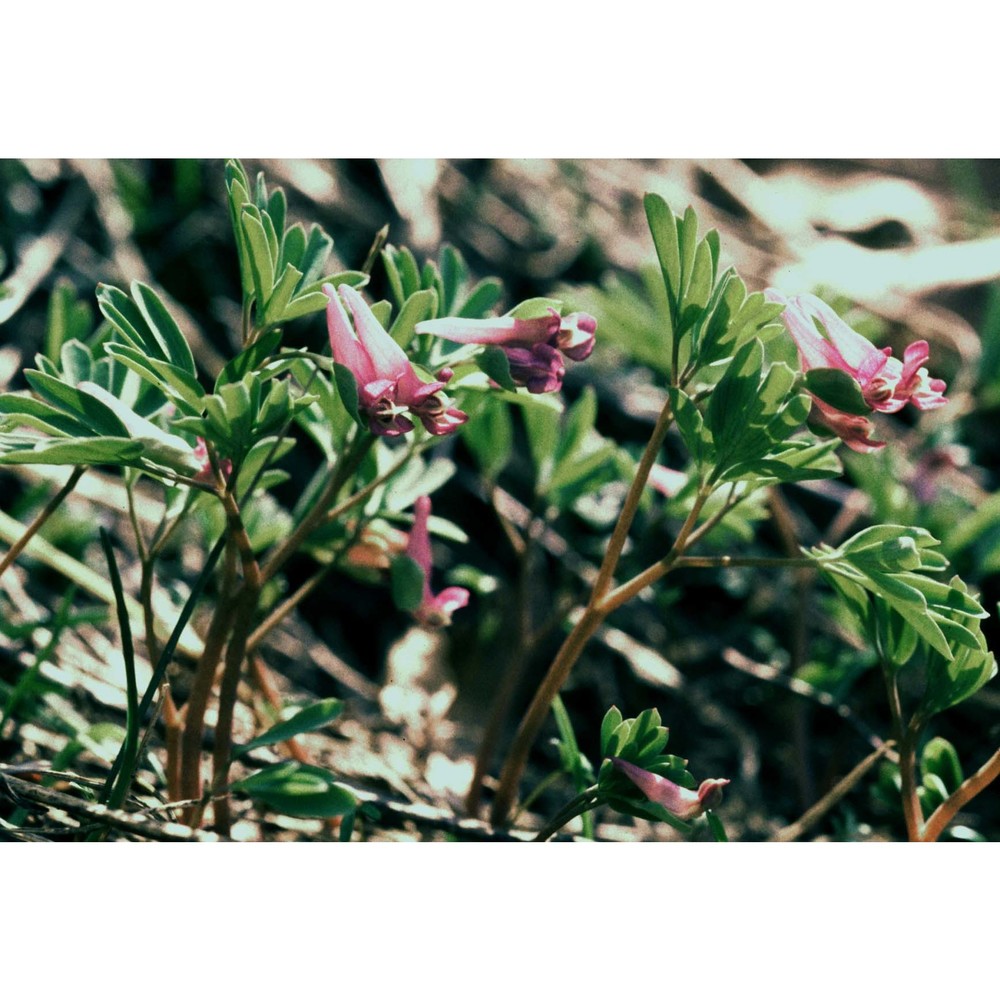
921;737;963;794
233;762;357;818
458;279;503;319
45;279;93;363
130;281;197;375
804;368;871;416
381;248;405;308
333;362;362;426
263;263;304;326
439;244;466;314
476;345;517;391
96;283;167;361
0;434;145;466
23;370;131;436
216;329;283;388
280;222;307;271
389;289;437;349
391;555;425;613
0;392;89;437
241;206;276;307
58;339;93;387
280;291;329;322
643;193;680;332
236;698;344;757
461;394;514;481
600;706;624;757
103;343;204;415
298;225;335;289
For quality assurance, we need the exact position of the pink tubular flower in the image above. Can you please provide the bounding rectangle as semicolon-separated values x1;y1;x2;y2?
766;290;948;453
325;283;467;437
404;496;470;629
414;308;597;394
611;757;729;821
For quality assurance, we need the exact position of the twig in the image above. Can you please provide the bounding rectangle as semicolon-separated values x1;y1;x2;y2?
0;772;225;842
770;741;896;842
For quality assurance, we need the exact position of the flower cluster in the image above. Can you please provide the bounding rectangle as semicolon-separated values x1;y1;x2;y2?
405;495;470;629
416;308;597;394
325;283;467;438
766;291;947;452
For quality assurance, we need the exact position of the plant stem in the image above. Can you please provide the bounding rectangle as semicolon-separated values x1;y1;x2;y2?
490;608;605;826
204;583;258;833
532;786;600;842
770;741;896;842
921;746;1000;842
0;465;85;581
591;401;674;601
880;658;922;841
178;541;238;821
490;485;712;826
260;432;374;584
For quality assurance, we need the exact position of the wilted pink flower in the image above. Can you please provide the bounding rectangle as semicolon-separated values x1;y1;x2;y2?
611;757;729;821
415;308;597;393
405;496;470;628
766;291;947;453
325;284;467;437
648;464;689;499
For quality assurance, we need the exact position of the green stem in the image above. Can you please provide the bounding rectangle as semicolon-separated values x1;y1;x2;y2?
0;466;85;581
533;786;601;842
260;431;375;584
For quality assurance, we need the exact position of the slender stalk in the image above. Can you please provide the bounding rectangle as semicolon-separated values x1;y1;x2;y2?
260;432;374;584
162;683;183;804
880;658;922;842
532;786;600;842
0;466;85;581
490;608;605;825
204;584;258;833
591;401;674;601
770;741;895;842
673;554;820;570
178;542;239;820
921;746;1000;842
491;485;713;826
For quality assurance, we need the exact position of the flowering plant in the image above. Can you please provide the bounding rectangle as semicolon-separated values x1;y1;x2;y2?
0;162;995;845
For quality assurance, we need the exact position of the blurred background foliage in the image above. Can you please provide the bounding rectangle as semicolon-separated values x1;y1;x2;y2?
2;158;999;840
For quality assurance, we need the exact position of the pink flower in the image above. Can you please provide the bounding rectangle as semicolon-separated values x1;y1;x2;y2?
404;496;470;628
611;757;729;821
766;291;947;453
415;308;597;394
192;438;232;484
325;284;467;437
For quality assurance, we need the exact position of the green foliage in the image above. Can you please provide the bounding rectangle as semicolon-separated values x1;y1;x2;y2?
596;705;694;832
225;159;367;327
811;525;997;714
235;698;344;757
232;761;358;819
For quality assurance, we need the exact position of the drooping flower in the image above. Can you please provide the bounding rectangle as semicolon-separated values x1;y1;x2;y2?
325;283;467;437
404;495;470;628
765;291;948;453
611;757;729;821
415;307;597;394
